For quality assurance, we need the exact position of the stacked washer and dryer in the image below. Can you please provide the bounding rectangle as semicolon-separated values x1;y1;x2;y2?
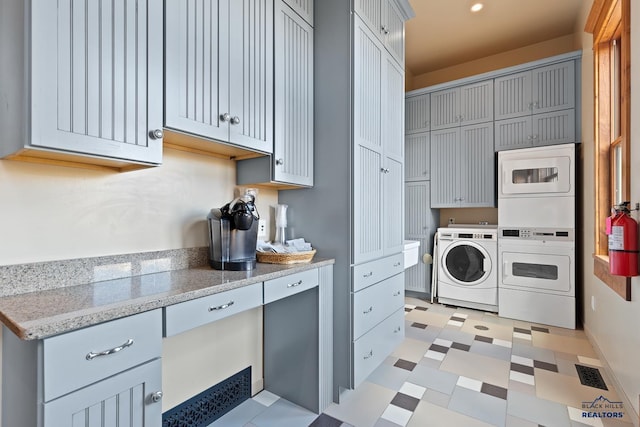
497;144;577;329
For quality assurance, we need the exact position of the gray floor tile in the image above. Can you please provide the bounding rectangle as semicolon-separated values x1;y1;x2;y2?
511;342;557;364
507;390;572;427
448;386;508;427
374;418;403;427
470;340;513;361
250;398;318;427
407;363;458;395
208;398;267;427
436;328;476;345
405;323;441;342
367;362;412;391
423;389;450;408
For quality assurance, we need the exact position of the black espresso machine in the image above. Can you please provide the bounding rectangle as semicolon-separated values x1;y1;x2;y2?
207;192;260;270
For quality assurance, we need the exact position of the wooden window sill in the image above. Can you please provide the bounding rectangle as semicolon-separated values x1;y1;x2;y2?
593;254;632;300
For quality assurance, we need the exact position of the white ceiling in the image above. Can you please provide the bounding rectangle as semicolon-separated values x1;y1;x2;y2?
405;0;585;77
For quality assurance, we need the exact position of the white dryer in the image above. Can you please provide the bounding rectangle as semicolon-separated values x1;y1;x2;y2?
437;227;498;312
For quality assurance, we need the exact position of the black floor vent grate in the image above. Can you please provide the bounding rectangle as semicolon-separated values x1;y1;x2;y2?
575;364;608;390
162;366;252;427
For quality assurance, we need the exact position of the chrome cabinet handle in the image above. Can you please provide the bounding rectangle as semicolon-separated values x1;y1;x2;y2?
381;25;389;34
209;301;234;311
393;262;401;267
150;391;163;403
86;338;134;360
220;113;231;122
380;168;390;174
393;291;401;297
230;116;241;125
363;272;373;278
394;326;401;333
363;350;373;360
149;129;163;140
287;280;303;288
363;306;373;314
275;158;284;166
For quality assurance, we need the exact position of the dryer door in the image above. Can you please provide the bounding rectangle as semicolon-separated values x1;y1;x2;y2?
441;241;491;286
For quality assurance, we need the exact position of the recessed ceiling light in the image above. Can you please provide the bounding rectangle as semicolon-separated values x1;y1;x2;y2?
470;3;484;12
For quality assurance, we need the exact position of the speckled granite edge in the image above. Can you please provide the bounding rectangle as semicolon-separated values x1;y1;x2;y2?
0;247;209;297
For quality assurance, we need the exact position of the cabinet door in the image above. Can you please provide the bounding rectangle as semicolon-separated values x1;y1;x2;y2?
405;181;431;237
405;236;431;294
32;0;162;164
381;0;405;65
43;359;162;427
405;94;430;134
282;0;314;25
458;123;495;207
273;0;314;186
354;145;383;263
164;0;229;143
459;80;494;126
494;116;533;151
430;128;460;207
382;54;405;162
494;70;532;120
383;157;404;255
430;87;461;130
354;0;381;39
531;61;575;115
405;132;430;181
228;0;274;153
532;109;576;147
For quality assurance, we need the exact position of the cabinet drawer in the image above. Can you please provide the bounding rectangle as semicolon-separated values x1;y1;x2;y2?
353;273;404;340
43;309;162;402
352;253;404;292
164;282;263;337
353;307;405;387
264;269;318;304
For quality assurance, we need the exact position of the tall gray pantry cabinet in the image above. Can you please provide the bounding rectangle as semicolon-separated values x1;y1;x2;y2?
278;0;414;401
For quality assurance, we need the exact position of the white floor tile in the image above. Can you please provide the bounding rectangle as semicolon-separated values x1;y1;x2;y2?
425;350;446;361
493;338;512;348
511;355;534;366
513;332;533;341
399;382;426;399
252;390;280;407
509;371;535;385
448;320;464;327
433;338;453;347
381;404;413;427
456;375;483;392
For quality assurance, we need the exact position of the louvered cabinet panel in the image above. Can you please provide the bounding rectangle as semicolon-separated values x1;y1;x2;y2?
404;236;431;294
459;123;495;207
494;116;533;151
405;94;430;134
228;0;273;153
283;0;313;25
459;80;494;126
43;360;162;427
31;0;162;164
430;128;460;207
354;145;383;264
532;109;576;147
405;181;431;235
382;54;405;161
165;0;228;142
381;0;405;65
354;18;383;150
430;87;460;130
494;70;532;120
405;133;430;181
354;0;381;38
274;0;314;185
383;157;404;255
532;61;575;114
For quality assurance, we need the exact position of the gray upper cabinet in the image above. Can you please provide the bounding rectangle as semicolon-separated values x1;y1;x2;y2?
354;0;406;66
431;123;495;208
495;60;575;120
430;80;494;131
405;93;431;134
405;132;430;181
0;0;163;170
282;0;314;25
164;0;273;154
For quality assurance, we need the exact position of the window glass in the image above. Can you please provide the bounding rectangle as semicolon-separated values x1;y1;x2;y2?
512;167;559;184
512;262;558;280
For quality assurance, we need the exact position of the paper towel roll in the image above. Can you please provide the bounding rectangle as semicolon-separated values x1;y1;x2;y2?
422;253;433;264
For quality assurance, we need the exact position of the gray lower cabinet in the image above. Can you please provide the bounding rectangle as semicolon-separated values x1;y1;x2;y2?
430;123;495;208
0;0;163;169
164;0;273;154
2;309;163;427
236;0;314;187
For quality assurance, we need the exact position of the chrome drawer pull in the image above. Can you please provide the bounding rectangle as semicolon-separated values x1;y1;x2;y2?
394;327;401;333
287;280;303;288
363;350;373;360
209;301;234;311
393;262;401;267
86;338;134;360
363;306;373;314
363;272;373;278
393;291;401;297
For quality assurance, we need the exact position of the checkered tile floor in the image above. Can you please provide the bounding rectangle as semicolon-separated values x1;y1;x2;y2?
210;297;635;427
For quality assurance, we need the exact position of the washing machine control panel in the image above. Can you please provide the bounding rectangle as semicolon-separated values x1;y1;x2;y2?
500;227;574;241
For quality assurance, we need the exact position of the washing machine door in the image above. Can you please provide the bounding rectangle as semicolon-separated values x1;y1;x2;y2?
442;241;491;286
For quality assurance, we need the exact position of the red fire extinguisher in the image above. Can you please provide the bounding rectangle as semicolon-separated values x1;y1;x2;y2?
607;201;639;276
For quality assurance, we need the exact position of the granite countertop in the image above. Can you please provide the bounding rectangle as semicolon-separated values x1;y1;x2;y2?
0;258;334;341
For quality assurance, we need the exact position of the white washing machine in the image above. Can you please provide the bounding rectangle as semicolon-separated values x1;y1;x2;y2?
437;227;498;312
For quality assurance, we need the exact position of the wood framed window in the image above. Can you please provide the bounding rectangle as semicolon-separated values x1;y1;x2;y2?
585;0;631;300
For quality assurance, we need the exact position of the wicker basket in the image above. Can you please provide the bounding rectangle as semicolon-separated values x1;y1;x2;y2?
256;249;316;264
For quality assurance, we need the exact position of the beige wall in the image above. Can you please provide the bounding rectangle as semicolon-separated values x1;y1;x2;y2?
0;149;278;415
579;1;640;421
